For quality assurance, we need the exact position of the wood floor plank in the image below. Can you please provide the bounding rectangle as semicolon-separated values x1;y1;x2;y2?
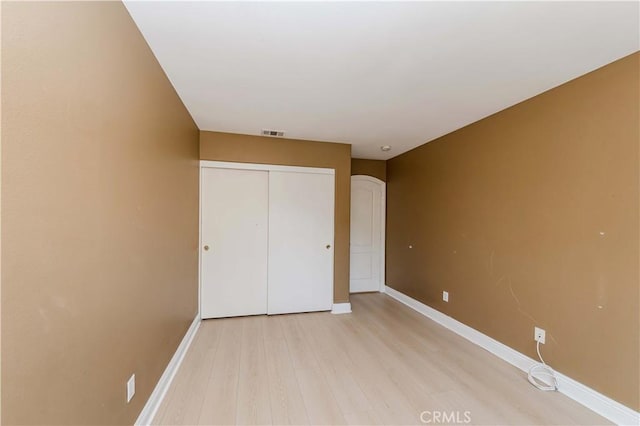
343;409;383;426
198;369;239;426
293;367;347;425
263;317;309;425
180;325;221;425
197;318;243;425
348;297;456;397
279;314;320;370
235;316;272;425
152;293;612;426
328;315;423;424
297;313;374;417
154;325;217;426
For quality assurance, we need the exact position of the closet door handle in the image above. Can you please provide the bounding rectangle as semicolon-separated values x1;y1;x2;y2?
326;244;331;249
203;245;210;251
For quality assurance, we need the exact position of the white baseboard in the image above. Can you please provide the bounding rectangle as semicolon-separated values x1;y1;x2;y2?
135;315;201;426
384;286;640;426
331;302;352;314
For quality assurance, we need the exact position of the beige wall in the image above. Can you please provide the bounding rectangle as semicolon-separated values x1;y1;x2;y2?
386;53;639;410
351;159;387;182
200;131;352;303
1;2;200;424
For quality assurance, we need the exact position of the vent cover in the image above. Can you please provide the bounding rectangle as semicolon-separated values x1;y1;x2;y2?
261;129;285;137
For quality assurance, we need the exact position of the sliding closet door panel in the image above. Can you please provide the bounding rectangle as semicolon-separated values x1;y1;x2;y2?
201;168;268;318
268;171;334;314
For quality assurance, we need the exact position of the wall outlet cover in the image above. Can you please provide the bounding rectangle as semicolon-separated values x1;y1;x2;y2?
534;327;546;344
127;374;136;403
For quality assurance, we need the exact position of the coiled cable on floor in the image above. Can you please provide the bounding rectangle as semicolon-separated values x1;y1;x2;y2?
527;340;558;391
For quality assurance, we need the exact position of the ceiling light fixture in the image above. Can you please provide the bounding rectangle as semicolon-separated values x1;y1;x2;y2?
381;145;392;152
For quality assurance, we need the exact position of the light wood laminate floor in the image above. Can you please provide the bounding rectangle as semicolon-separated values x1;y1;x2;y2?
153;293;610;425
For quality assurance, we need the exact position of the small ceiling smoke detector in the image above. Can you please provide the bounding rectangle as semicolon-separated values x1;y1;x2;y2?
262;129;285;137
381;145;392;152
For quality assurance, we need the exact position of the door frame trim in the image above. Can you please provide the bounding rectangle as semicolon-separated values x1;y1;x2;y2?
350;175;386;293
200;160;334;175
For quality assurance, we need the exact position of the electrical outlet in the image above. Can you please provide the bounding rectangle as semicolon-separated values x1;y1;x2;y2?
534;327;546;344
127;374;135;403
442;291;449;302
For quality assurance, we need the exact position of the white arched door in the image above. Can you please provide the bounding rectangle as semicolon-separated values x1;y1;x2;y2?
350;175;385;293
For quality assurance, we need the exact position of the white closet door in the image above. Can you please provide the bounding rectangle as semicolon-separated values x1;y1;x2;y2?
200;168;268;319
268;171;334;314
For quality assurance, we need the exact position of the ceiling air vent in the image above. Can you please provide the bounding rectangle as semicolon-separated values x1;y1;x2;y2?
261;129;285;137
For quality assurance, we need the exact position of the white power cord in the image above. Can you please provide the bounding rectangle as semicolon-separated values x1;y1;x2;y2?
527;340;558;391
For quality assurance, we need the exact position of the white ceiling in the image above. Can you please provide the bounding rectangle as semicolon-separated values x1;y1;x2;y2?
124;1;639;160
